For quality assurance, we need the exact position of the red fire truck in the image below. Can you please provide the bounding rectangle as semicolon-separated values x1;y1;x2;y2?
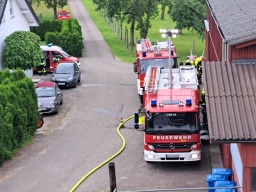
133;38;177;103
135;64;203;162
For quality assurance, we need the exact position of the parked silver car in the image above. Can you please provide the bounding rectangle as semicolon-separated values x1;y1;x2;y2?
35;81;63;114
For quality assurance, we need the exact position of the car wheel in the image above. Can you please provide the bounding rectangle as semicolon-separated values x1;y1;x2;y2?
60;98;63;105
38;113;44;128
55;104;59;114
73;82;77;88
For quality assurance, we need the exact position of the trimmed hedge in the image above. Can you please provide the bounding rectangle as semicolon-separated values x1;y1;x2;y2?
31;18;83;57
0;69;38;165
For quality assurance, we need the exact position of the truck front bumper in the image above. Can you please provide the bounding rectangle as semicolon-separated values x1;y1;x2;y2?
144;150;201;162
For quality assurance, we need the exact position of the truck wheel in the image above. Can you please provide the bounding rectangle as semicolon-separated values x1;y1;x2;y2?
139;95;143;104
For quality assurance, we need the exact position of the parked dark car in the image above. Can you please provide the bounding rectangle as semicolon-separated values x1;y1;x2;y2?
35;81;63;114
51;62;81;88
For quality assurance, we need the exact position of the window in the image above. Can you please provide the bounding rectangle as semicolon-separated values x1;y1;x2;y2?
252;168;256;192
9;0;14;17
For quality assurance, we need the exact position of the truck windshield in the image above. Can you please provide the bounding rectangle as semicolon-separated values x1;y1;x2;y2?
140;58;170;73
145;112;199;134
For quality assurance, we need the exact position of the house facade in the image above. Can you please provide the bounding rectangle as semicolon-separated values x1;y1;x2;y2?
0;0;39;76
204;1;256;192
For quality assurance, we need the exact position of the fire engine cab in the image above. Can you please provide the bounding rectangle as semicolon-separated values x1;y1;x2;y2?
33;44;80;73
133;38;177;103
135;64;205;162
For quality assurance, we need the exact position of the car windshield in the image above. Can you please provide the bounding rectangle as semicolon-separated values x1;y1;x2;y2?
140;58;170;73
36;87;55;97
60;49;71;57
145;112;199;134
55;65;74;74
59;11;68;16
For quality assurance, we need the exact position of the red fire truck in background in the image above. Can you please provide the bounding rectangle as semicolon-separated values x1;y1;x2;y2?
134;64;203;162
133;38;178;103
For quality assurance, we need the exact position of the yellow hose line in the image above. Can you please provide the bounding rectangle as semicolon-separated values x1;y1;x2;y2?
69;115;135;192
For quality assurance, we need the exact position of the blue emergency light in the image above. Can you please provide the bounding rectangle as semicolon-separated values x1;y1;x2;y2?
151;99;157;107
142;51;147;57
47;43;53;47
186;99;192;106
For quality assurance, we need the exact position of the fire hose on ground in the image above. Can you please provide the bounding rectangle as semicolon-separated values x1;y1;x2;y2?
69;115;135;192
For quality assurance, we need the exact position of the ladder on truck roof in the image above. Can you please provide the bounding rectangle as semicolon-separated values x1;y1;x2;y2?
137;38;174;55
141;38;152;51
144;66;160;94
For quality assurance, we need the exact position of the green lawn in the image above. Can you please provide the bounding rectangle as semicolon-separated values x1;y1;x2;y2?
32;3;70;19
32;1;205;63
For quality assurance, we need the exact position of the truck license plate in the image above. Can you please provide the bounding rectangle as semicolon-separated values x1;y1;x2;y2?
166;154;179;158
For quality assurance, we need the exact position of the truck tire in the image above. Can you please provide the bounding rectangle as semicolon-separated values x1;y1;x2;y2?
139;95;143;104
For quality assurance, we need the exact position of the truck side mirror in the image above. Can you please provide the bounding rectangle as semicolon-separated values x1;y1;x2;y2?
134;113;139;129
133;61;137;73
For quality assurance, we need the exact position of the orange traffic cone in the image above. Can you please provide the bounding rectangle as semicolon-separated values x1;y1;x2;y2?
120;117;125;128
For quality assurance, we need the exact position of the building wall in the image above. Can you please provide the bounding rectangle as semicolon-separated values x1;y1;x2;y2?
232;159;241;192
205;7;223;62
220;143;231;168
230;143;256;192
230;42;256;60
242;143;256;167
0;0;30;70
231;144;244;191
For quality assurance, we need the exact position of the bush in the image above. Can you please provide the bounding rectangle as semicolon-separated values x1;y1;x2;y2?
3;31;42;70
0;69;38;165
31;18;84;57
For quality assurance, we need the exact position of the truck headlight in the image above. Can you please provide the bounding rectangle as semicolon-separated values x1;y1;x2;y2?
190;144;197;149
147;144;154;150
190;154;200;159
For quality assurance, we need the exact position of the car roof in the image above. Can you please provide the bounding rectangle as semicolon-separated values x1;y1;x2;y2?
58;10;69;13
57;62;75;66
36;81;56;88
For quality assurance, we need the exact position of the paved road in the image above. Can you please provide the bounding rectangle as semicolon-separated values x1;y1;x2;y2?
0;0;211;191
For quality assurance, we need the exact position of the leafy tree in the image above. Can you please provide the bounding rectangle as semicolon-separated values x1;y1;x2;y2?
158;0;173;20
28;0;40;6
169;0;206;39
93;0;158;45
28;0;67;18
136;0;158;38
3;31;41;70
43;0;67;19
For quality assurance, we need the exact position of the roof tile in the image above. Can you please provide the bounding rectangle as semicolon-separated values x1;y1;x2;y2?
203;61;256;141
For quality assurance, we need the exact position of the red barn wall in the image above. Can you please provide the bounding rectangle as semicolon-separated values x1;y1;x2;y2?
230;42;256;60
220;143;231;168
205;7;223;62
